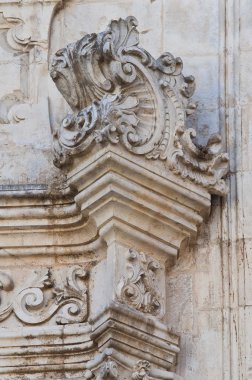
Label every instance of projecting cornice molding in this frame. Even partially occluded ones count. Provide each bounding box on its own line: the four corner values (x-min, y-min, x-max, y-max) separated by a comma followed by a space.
51, 16, 228, 196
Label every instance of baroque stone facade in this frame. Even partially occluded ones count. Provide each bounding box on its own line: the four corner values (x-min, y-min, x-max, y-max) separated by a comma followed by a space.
0, 1, 250, 379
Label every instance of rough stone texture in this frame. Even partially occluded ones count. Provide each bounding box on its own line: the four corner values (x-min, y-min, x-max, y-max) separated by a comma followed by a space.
0, 1, 250, 380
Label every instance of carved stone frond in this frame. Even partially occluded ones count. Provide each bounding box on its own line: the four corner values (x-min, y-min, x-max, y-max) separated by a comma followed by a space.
0, 266, 88, 325
116, 249, 163, 317
50, 16, 228, 195
169, 129, 229, 195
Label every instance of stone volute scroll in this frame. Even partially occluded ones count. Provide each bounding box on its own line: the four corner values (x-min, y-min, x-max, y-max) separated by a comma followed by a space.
50, 16, 228, 195
20, 15, 229, 380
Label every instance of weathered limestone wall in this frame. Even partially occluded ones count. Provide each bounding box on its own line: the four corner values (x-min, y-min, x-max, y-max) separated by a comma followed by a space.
0, 1, 250, 379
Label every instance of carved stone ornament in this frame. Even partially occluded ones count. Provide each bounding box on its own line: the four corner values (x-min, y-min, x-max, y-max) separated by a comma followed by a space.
86, 359, 152, 380
132, 360, 152, 380
0, 266, 88, 325
116, 249, 163, 317
83, 349, 176, 380
97, 359, 119, 380
50, 16, 228, 195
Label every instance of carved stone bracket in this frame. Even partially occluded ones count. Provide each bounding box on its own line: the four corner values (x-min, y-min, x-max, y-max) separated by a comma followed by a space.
86, 358, 152, 380
132, 360, 152, 380
51, 16, 228, 195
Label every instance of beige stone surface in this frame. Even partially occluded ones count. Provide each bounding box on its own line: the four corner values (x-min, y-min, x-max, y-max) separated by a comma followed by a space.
0, 1, 250, 379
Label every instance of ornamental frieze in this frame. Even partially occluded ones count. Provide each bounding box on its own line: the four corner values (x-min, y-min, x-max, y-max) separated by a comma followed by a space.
0, 266, 88, 325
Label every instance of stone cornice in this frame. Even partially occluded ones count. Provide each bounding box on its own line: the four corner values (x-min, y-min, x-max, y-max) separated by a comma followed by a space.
0, 149, 210, 258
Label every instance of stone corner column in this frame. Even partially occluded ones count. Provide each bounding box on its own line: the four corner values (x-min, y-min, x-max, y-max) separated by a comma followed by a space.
48, 16, 228, 380
0, 15, 228, 380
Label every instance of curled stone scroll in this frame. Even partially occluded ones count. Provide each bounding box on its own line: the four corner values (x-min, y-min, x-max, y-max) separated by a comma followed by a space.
50, 16, 228, 195
0, 266, 88, 325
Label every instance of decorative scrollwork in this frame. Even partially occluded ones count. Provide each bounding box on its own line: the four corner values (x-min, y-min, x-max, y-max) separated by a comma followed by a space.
83, 345, 178, 380
132, 361, 151, 380
0, 266, 88, 325
50, 16, 228, 195
54, 94, 140, 166
92, 359, 152, 380
97, 360, 119, 380
117, 249, 163, 317
84, 358, 119, 380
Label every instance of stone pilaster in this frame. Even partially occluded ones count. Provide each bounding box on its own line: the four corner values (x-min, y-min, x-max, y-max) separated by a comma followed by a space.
0, 15, 228, 380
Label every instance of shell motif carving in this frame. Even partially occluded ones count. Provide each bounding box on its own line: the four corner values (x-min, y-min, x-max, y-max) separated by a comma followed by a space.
0, 266, 88, 325
50, 16, 228, 195
116, 249, 163, 317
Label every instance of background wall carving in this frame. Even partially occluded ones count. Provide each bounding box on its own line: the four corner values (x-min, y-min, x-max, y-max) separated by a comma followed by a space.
0, 0, 62, 185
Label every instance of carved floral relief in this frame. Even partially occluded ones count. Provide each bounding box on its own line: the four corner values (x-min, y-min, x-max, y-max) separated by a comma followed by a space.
0, 265, 88, 325
132, 360, 152, 380
116, 249, 163, 317
84, 355, 154, 380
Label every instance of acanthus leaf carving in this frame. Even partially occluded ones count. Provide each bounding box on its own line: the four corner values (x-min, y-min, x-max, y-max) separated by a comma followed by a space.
170, 128, 229, 195
84, 351, 157, 380
53, 265, 88, 324
0, 265, 88, 325
131, 361, 151, 380
91, 359, 152, 380
50, 16, 228, 195
53, 93, 140, 166
97, 360, 119, 380
84, 354, 119, 380
116, 249, 163, 317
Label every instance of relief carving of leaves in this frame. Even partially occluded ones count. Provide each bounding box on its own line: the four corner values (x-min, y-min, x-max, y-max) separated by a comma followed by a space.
117, 249, 163, 317
0, 266, 88, 325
